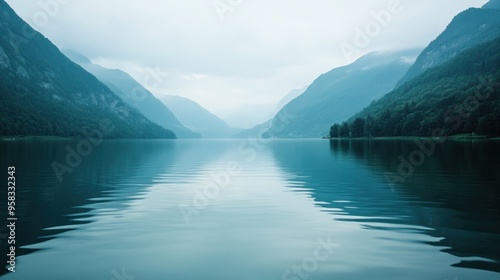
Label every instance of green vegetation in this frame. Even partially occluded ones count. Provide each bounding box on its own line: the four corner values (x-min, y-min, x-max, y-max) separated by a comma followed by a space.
0, 136, 72, 141
398, 5, 500, 85
330, 36, 500, 139
0, 1, 175, 139
63, 50, 200, 139
269, 49, 421, 138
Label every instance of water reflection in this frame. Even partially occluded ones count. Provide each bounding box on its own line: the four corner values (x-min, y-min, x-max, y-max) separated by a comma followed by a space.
270, 139, 500, 273
329, 139, 500, 271
0, 139, 499, 279
0, 140, 233, 277
1, 140, 334, 280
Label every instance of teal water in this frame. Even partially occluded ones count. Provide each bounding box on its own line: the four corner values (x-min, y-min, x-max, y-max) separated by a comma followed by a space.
0, 139, 499, 279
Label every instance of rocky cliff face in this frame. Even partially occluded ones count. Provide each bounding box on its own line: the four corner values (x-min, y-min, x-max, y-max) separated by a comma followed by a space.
64, 50, 200, 138
0, 1, 175, 139
397, 1, 500, 85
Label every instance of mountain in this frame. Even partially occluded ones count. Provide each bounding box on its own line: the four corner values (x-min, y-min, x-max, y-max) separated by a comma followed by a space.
343, 36, 500, 138
274, 86, 308, 113
159, 95, 240, 138
267, 49, 421, 138
221, 103, 277, 129
483, 0, 500, 9
63, 50, 200, 139
233, 86, 307, 138
233, 121, 272, 138
0, 1, 175, 139
397, 1, 500, 85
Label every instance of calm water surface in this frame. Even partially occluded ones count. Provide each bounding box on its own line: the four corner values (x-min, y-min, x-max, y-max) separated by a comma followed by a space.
0, 139, 499, 280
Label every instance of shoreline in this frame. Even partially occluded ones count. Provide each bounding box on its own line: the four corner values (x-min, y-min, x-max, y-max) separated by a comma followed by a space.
0, 136, 178, 141
0, 136, 75, 141
327, 134, 500, 141
2, 134, 500, 142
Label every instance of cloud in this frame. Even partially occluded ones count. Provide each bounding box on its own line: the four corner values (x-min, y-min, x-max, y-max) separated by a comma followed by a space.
5, 0, 489, 128
181, 74, 208, 81
399, 55, 418, 65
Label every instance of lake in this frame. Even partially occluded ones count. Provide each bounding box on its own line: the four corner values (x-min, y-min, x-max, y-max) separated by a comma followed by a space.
0, 139, 499, 280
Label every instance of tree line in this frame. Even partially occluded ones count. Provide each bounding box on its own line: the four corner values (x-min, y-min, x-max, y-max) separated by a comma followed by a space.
330, 36, 500, 139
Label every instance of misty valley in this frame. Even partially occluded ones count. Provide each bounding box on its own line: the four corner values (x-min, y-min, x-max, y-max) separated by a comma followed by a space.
1, 0, 500, 279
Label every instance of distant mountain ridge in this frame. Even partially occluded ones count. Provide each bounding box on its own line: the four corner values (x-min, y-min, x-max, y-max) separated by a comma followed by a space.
0, 1, 175, 139
233, 86, 307, 138
346, 36, 500, 138
482, 0, 500, 9
159, 95, 240, 138
274, 86, 308, 113
335, 0, 500, 139
397, 1, 500, 85
268, 49, 421, 138
63, 50, 201, 139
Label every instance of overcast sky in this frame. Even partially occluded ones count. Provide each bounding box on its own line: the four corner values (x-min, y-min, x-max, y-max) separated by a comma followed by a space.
6, 0, 489, 128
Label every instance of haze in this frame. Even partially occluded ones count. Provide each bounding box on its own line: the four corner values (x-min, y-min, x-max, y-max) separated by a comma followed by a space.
6, 0, 488, 128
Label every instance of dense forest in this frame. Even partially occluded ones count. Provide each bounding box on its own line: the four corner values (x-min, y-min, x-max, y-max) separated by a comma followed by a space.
397, 5, 500, 85
330, 36, 500, 139
63, 50, 201, 139
0, 1, 175, 139
0, 78, 176, 139
268, 49, 420, 138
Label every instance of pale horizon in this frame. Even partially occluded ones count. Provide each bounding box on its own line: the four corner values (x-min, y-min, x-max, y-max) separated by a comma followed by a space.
5, 0, 489, 128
